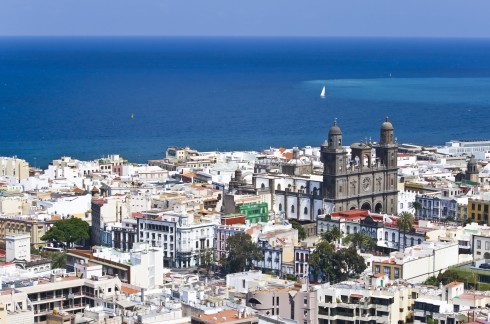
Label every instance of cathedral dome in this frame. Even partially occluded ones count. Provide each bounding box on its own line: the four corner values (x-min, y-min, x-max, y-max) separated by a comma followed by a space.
381, 117, 394, 130
328, 119, 342, 136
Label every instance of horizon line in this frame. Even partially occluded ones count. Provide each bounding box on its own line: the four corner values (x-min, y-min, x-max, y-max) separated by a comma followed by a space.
1, 35, 490, 40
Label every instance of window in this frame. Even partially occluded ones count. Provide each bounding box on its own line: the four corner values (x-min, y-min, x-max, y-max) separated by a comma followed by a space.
477, 240, 482, 249
392, 233, 396, 242
394, 268, 400, 279
279, 203, 282, 212
486, 241, 490, 251
384, 266, 391, 277
346, 226, 350, 234
291, 205, 295, 213
304, 296, 308, 305
304, 207, 308, 215
385, 232, 388, 241
375, 265, 380, 273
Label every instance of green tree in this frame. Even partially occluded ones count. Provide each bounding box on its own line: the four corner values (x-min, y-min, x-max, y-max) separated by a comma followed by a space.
50, 252, 67, 269
199, 248, 214, 278
321, 227, 342, 243
309, 240, 337, 282
437, 269, 476, 288
444, 216, 455, 222
309, 242, 366, 283
343, 232, 376, 252
41, 217, 90, 248
290, 219, 306, 241
397, 211, 414, 251
221, 233, 263, 274
424, 276, 440, 286
337, 246, 368, 277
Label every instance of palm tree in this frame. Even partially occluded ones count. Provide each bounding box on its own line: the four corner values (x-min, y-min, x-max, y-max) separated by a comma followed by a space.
51, 252, 67, 269
344, 232, 376, 252
409, 201, 422, 217
398, 211, 414, 251
321, 227, 342, 244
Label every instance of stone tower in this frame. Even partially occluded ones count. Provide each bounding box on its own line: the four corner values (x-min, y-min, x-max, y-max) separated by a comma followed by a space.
321, 117, 399, 214
466, 156, 479, 183
321, 119, 347, 201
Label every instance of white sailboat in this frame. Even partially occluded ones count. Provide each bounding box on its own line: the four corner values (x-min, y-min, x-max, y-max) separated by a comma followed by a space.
320, 86, 326, 97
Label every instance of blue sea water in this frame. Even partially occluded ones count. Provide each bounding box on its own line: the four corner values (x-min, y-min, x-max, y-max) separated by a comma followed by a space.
1, 37, 490, 167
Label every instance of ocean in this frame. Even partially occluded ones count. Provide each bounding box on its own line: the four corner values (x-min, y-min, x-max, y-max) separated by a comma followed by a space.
1, 37, 490, 167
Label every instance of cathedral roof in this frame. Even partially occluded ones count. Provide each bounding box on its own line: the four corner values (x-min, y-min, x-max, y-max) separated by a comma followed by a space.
381, 117, 394, 130
328, 119, 342, 136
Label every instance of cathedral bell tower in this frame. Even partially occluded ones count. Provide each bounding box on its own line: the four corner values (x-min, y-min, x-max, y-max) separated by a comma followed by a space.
376, 117, 397, 169
321, 119, 347, 200
375, 117, 398, 214
466, 156, 479, 183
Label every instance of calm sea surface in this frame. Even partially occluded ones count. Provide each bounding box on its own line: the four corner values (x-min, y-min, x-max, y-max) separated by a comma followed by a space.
1, 37, 490, 167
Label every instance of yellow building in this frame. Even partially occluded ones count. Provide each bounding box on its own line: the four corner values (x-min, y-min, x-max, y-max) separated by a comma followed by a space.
0, 217, 56, 246
372, 259, 403, 280
468, 198, 490, 225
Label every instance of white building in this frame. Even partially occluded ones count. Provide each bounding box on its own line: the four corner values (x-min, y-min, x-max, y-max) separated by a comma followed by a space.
473, 231, 490, 260
6, 233, 31, 262
316, 281, 414, 324
138, 211, 217, 268
437, 139, 490, 159
373, 241, 459, 283
91, 242, 164, 289
35, 193, 92, 218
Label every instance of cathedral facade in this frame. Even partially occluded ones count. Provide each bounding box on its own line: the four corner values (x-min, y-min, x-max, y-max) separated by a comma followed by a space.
321, 117, 398, 214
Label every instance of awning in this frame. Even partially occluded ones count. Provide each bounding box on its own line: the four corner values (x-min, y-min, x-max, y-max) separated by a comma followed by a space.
92, 260, 129, 271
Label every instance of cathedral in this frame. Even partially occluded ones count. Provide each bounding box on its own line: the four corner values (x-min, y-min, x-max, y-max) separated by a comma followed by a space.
321, 117, 398, 214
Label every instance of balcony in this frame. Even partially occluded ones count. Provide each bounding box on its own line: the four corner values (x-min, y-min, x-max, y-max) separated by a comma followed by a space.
31, 294, 70, 304
34, 303, 85, 316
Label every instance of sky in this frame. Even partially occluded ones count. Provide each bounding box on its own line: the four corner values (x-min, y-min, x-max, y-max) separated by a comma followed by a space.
1, 0, 490, 37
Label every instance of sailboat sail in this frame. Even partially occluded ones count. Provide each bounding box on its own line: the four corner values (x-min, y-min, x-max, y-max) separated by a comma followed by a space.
320, 86, 326, 97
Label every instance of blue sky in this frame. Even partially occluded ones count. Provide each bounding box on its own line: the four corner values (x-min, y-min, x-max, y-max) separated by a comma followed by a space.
1, 0, 490, 37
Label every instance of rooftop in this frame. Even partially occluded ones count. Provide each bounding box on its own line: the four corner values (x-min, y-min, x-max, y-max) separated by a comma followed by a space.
192, 309, 256, 324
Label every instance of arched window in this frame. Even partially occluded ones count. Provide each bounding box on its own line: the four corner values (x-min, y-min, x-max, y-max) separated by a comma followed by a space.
385, 232, 388, 241
261, 183, 265, 189
392, 233, 396, 242
291, 205, 295, 213
279, 203, 282, 212
277, 184, 281, 191
304, 207, 308, 215
418, 238, 422, 245
346, 226, 350, 234
317, 209, 322, 216
354, 227, 358, 233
